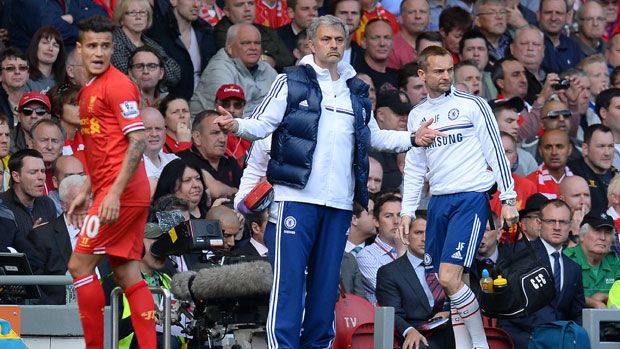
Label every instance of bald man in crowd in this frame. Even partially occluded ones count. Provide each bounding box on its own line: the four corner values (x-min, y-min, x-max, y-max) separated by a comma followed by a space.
526, 129, 574, 198
206, 205, 242, 251
49, 155, 85, 215
559, 175, 592, 246
368, 156, 383, 195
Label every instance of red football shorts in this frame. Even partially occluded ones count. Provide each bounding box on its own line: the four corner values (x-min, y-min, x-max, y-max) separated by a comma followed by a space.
74, 205, 149, 262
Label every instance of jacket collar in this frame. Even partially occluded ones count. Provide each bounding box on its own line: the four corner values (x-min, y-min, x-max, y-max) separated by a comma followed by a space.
298, 54, 356, 82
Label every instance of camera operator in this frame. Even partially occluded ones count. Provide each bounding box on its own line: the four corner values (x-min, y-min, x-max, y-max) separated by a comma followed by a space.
205, 205, 242, 253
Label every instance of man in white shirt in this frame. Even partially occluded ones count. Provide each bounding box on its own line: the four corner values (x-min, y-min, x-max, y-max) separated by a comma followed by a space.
142, 107, 178, 193
499, 199, 584, 348
400, 46, 518, 349
357, 193, 403, 303
345, 199, 375, 254
215, 15, 440, 349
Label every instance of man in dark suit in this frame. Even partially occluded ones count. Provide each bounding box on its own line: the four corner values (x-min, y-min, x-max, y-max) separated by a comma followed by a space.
276, 0, 318, 51
499, 199, 585, 348
469, 212, 505, 297
27, 175, 84, 304
376, 211, 455, 349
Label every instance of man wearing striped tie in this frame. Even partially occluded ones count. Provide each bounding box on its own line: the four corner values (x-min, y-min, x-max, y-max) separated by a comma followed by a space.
377, 211, 455, 349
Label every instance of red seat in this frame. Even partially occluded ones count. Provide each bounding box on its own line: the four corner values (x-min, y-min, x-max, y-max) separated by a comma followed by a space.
332, 293, 375, 349
485, 326, 515, 349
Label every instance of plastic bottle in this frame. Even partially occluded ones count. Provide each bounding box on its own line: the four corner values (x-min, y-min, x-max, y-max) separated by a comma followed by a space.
493, 275, 508, 293
480, 269, 494, 293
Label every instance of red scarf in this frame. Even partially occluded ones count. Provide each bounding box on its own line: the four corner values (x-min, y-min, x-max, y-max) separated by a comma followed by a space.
526, 164, 573, 199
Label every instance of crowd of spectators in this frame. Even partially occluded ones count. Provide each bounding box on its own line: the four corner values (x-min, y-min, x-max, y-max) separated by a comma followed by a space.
1, 0, 620, 347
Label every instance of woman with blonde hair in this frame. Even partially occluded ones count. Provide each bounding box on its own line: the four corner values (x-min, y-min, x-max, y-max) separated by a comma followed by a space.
111, 0, 181, 88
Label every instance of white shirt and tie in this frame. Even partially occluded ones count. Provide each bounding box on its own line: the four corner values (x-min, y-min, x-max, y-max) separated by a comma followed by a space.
541, 238, 564, 291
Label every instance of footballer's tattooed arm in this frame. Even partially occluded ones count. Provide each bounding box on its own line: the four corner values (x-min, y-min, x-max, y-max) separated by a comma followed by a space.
98, 130, 147, 224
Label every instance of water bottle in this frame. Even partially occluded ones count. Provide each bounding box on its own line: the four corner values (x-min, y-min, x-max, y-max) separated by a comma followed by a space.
480, 269, 494, 293
493, 275, 508, 293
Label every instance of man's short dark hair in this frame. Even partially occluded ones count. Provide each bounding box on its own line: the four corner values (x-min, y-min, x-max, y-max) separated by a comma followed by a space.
246, 208, 269, 228
0, 113, 8, 126
439, 6, 472, 33
454, 59, 480, 84
0, 47, 27, 64
295, 30, 308, 51
129, 45, 164, 68
77, 15, 115, 42
491, 57, 519, 91
417, 45, 451, 71
157, 93, 186, 118
48, 82, 81, 119
596, 88, 620, 116
397, 62, 420, 89
415, 31, 443, 54
414, 210, 427, 221
583, 124, 612, 145
540, 198, 572, 218
373, 192, 402, 220
539, 0, 569, 13
459, 28, 486, 54
8, 149, 43, 174
330, 0, 362, 14
191, 110, 220, 132
352, 201, 366, 218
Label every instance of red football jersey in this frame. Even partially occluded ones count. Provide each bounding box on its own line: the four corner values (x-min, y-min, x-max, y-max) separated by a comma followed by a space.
255, 0, 291, 28
78, 66, 150, 207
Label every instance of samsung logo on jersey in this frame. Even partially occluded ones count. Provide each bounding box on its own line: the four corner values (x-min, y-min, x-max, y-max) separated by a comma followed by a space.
428, 133, 463, 149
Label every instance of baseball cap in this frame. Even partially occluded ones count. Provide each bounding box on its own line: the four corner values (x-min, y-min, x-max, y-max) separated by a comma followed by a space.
580, 210, 615, 229
216, 84, 245, 101
376, 90, 412, 115
519, 193, 549, 216
144, 223, 166, 239
18, 91, 51, 111
488, 97, 525, 114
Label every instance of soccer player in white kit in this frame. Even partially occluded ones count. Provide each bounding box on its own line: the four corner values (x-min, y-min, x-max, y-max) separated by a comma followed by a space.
399, 46, 519, 349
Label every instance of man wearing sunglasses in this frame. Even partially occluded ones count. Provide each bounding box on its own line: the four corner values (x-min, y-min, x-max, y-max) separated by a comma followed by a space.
520, 99, 584, 164
0, 47, 30, 128
12, 91, 51, 152
215, 84, 251, 167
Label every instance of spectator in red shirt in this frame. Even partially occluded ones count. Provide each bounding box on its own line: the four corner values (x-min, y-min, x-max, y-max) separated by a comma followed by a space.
199, 0, 226, 25
527, 129, 574, 199
387, 0, 430, 70
158, 94, 192, 154
255, 0, 292, 28
48, 83, 86, 165
214, 84, 251, 167
439, 6, 472, 64
353, 0, 399, 45
489, 131, 537, 217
